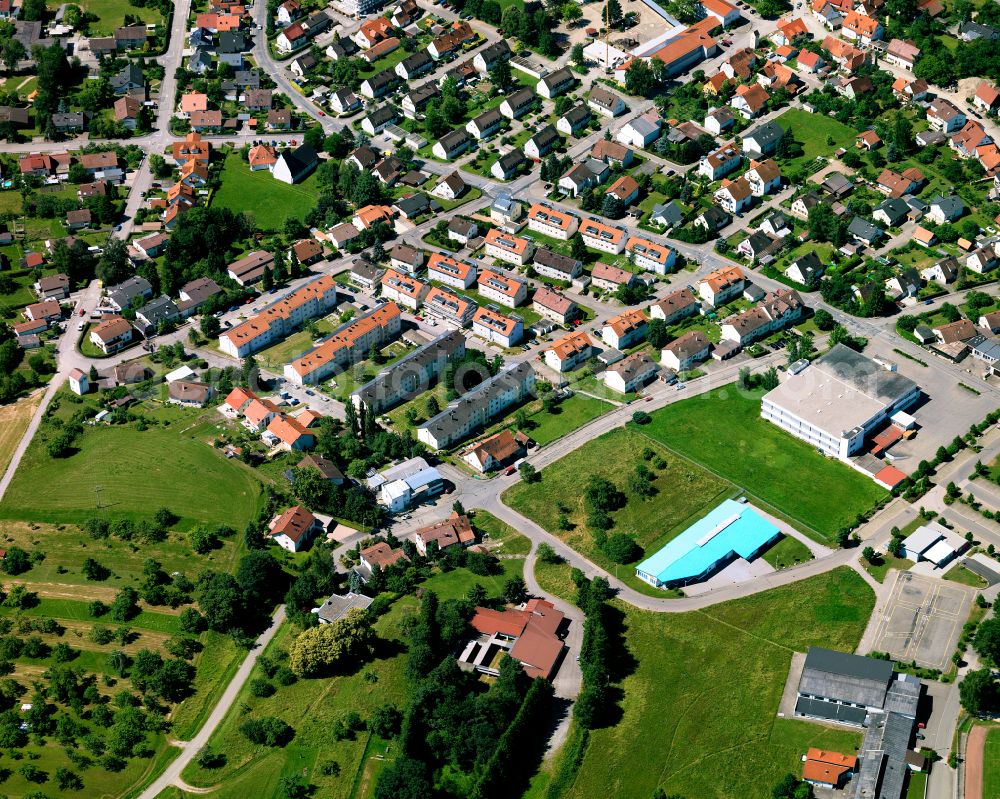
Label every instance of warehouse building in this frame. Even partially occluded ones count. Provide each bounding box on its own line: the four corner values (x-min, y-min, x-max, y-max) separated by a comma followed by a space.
761, 345, 920, 460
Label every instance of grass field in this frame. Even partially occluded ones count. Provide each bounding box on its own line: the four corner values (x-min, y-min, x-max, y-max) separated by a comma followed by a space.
78, 0, 162, 32
984, 728, 1000, 799
504, 427, 732, 595
212, 153, 322, 231
635, 389, 887, 540
256, 319, 335, 368
522, 394, 612, 446
0, 398, 263, 530
472, 509, 532, 556
761, 534, 814, 570
0, 389, 41, 476
943, 562, 988, 588
180, 557, 530, 799
555, 568, 873, 799
773, 108, 857, 172
863, 554, 914, 583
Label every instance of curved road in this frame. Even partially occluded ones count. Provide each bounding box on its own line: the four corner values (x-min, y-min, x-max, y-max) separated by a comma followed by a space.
138, 606, 286, 799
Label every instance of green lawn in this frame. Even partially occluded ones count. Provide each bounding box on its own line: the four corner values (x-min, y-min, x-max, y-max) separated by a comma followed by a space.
567, 373, 636, 402
212, 153, 322, 231
256, 319, 335, 369
984, 728, 1000, 799
504, 427, 733, 595
78, 0, 163, 32
943, 562, 988, 589
522, 393, 612, 446
554, 568, 872, 799
0, 398, 263, 530
904, 769, 927, 799
761, 534, 814, 570
471, 509, 531, 556
864, 554, 914, 583
773, 108, 857, 172
635, 389, 888, 540
180, 559, 530, 799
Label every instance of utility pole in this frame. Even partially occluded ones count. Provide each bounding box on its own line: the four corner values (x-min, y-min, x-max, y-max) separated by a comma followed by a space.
605, 0, 611, 74
94, 485, 103, 511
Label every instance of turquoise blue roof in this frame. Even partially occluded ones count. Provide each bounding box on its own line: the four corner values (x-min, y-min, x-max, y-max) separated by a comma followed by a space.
636, 499, 780, 586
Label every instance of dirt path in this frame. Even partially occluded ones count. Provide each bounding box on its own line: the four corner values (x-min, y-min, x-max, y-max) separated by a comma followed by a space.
966, 725, 986, 799
4, 579, 183, 614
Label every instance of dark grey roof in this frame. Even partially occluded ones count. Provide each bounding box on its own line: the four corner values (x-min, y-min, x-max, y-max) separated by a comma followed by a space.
394, 193, 431, 216
848, 216, 882, 241
406, 83, 440, 108
853, 711, 914, 799
315, 591, 373, 623
278, 143, 318, 179
438, 128, 470, 152
352, 330, 465, 410
504, 87, 534, 111
533, 247, 581, 275
364, 68, 399, 91
366, 105, 397, 127
876, 198, 909, 224
327, 36, 359, 57
561, 103, 590, 126
794, 696, 869, 725
108, 275, 153, 308
496, 148, 526, 173
931, 194, 964, 219
234, 69, 260, 87
699, 206, 730, 228
816, 348, 919, 406
745, 119, 784, 148
528, 123, 560, 150
477, 40, 510, 64
470, 107, 502, 130
541, 67, 575, 91
400, 51, 432, 73
110, 62, 143, 89
800, 647, 894, 708
883, 674, 921, 717
136, 295, 179, 326
419, 362, 533, 443
218, 31, 247, 52
651, 201, 683, 226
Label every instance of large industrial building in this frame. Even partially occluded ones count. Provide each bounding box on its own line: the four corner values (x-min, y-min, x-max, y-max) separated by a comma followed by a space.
761, 345, 920, 460
794, 647, 923, 799
635, 499, 781, 589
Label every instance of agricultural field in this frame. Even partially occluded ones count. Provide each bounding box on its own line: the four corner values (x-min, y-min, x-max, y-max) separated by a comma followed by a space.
504, 427, 732, 595
211, 153, 322, 231
550, 568, 873, 799
636, 389, 887, 540
0, 393, 263, 530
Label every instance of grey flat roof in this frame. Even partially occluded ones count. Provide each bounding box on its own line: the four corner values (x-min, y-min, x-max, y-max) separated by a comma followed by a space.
763, 345, 918, 438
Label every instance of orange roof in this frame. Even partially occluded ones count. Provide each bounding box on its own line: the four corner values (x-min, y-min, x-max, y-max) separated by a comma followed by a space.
606, 175, 640, 200
243, 398, 281, 425
547, 330, 593, 360
913, 226, 935, 244
844, 10, 880, 35
874, 464, 907, 488
806, 749, 857, 769
267, 414, 312, 446
427, 252, 474, 282
802, 761, 852, 785
484, 229, 531, 257
224, 387, 258, 412
580, 218, 625, 245
650, 17, 717, 67
626, 236, 673, 264
248, 144, 277, 167
288, 303, 401, 380
471, 607, 529, 637
777, 16, 808, 37
701, 0, 737, 16
472, 305, 519, 337
976, 82, 1000, 108
269, 505, 316, 543
606, 308, 647, 337
171, 132, 211, 164
425, 285, 473, 318
181, 93, 208, 113
702, 265, 745, 292
358, 15, 393, 42
381, 268, 428, 299
527, 203, 576, 232
221, 275, 338, 350
354, 204, 394, 229
91, 315, 131, 342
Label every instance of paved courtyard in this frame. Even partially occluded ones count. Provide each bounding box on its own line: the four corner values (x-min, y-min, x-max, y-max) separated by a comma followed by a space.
865, 572, 972, 671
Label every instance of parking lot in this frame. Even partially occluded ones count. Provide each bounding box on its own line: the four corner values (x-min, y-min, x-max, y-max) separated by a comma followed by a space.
866, 572, 972, 671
